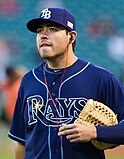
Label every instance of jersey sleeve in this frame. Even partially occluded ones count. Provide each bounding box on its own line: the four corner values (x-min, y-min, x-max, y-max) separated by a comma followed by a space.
96, 74, 124, 144
96, 123, 124, 144
8, 83, 25, 144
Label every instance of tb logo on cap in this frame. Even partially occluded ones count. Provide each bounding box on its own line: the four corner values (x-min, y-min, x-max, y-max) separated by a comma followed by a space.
40, 8, 51, 19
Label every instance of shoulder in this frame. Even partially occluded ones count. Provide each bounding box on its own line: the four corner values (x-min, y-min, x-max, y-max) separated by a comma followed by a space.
78, 59, 120, 83
21, 65, 42, 85
23, 65, 41, 78
86, 61, 123, 89
80, 59, 114, 78
89, 63, 113, 76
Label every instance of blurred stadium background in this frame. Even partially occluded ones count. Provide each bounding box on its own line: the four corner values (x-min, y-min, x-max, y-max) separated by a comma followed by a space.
0, 0, 124, 158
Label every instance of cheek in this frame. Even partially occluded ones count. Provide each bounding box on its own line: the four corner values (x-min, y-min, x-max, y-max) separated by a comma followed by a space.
55, 37, 68, 48
36, 37, 40, 50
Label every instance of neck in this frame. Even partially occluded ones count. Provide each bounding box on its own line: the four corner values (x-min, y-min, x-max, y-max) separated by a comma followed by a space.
47, 50, 78, 69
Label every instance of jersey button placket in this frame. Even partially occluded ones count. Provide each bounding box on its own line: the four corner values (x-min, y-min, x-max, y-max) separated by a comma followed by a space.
55, 147, 58, 152
52, 93, 55, 97
52, 81, 56, 86
51, 81, 56, 97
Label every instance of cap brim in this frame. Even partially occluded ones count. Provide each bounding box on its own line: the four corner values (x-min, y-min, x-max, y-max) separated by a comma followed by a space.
27, 18, 73, 33
27, 18, 50, 33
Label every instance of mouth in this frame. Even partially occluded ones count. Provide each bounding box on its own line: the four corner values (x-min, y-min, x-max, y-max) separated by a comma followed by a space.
40, 43, 51, 48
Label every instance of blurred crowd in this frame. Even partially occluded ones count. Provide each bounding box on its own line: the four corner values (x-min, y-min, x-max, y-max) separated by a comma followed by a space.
0, 65, 27, 124
1, 0, 124, 126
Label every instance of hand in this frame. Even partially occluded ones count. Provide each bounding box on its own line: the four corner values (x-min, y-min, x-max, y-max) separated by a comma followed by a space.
58, 123, 97, 143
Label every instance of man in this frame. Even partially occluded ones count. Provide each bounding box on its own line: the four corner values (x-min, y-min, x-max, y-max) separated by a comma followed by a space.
8, 8, 124, 159
0, 66, 22, 123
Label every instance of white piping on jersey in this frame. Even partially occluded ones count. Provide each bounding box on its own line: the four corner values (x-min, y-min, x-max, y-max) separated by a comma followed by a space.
32, 69, 45, 87
8, 132, 25, 142
48, 127, 52, 159
33, 62, 90, 159
32, 62, 90, 98
58, 62, 90, 159
119, 119, 124, 124
33, 62, 90, 87
33, 69, 64, 159
32, 69, 49, 100
58, 62, 91, 97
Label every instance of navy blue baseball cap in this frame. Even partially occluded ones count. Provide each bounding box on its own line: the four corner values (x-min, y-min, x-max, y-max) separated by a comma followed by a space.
27, 8, 76, 33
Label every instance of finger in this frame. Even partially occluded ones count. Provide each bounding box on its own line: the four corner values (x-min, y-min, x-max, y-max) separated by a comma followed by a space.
69, 138, 80, 143
59, 123, 75, 131
58, 127, 77, 136
69, 138, 88, 143
66, 133, 86, 143
66, 134, 79, 140
58, 129, 71, 136
59, 124, 67, 131
58, 131, 64, 136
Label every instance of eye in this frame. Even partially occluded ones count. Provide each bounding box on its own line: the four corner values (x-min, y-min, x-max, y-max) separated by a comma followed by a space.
37, 28, 43, 33
49, 27, 58, 32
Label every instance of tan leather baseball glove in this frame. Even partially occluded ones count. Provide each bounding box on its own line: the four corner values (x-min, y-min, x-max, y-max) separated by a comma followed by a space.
74, 99, 119, 150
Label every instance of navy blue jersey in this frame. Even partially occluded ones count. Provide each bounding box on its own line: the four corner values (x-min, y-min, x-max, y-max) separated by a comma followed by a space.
8, 59, 124, 159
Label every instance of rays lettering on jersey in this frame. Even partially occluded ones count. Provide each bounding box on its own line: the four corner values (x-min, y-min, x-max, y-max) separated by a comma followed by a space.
27, 95, 86, 127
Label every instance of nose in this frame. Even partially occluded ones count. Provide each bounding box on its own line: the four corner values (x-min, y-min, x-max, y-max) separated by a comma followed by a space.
40, 34, 48, 40
40, 28, 49, 39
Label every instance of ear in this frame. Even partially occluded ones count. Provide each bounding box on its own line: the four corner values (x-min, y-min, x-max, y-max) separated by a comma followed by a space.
70, 35, 73, 42
69, 31, 77, 43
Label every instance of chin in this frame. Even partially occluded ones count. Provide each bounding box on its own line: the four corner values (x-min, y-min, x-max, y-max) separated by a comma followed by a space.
40, 54, 52, 60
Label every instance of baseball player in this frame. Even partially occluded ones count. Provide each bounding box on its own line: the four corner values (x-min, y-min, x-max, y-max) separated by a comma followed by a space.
8, 8, 124, 159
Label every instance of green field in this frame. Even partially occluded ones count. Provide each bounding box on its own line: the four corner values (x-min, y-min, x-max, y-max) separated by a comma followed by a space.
0, 153, 14, 159
0, 142, 123, 159
0, 150, 123, 159
0, 144, 124, 159
0, 122, 123, 159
